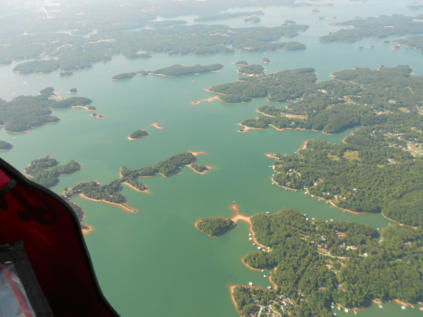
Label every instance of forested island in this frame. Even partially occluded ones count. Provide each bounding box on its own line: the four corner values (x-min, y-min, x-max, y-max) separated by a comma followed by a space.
231, 65, 423, 227
64, 152, 210, 212
230, 209, 423, 316
25, 156, 81, 188
195, 217, 235, 237
0, 140, 13, 151
113, 64, 224, 81
320, 15, 423, 43
112, 72, 137, 80
128, 129, 149, 141
0, 87, 92, 133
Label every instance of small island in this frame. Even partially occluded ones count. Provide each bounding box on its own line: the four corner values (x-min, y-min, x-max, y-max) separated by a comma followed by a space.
70, 88, 78, 94
235, 60, 248, 66
262, 57, 271, 64
195, 217, 235, 237
238, 64, 265, 76
60, 71, 73, 77
112, 72, 137, 80
128, 129, 149, 141
0, 140, 13, 151
25, 156, 81, 188
90, 113, 104, 119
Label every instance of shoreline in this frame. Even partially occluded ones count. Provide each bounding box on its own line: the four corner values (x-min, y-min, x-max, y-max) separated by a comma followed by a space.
121, 181, 151, 194
187, 164, 214, 175
79, 193, 138, 213
256, 109, 276, 118
265, 153, 279, 160
237, 122, 264, 133
71, 105, 95, 112
230, 204, 270, 252
82, 224, 95, 235
190, 95, 220, 106
127, 134, 148, 141
188, 150, 206, 157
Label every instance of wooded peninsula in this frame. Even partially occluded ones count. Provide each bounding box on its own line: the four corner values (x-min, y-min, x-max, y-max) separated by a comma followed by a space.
63, 152, 210, 212
0, 87, 93, 133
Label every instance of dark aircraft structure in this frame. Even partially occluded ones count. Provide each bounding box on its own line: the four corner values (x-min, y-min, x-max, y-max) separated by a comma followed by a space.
0, 158, 119, 317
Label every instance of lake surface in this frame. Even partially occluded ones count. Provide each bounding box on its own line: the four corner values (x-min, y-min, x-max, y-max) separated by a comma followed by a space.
1, 1, 422, 316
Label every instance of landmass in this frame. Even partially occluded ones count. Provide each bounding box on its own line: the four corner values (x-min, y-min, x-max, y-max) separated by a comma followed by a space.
208, 67, 316, 103
240, 66, 423, 227
0, 140, 13, 151
128, 129, 149, 141
320, 14, 423, 43
113, 64, 224, 81
64, 152, 211, 213
230, 209, 423, 316
70, 88, 78, 94
0, 87, 93, 133
8, 21, 307, 75
25, 156, 81, 188
66, 201, 93, 235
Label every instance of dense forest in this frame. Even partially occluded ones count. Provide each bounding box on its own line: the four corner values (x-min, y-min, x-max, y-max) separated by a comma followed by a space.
232, 209, 423, 316
64, 152, 205, 206
209, 68, 316, 103
25, 156, 81, 188
239, 66, 423, 226
320, 15, 423, 43
238, 64, 265, 76
196, 217, 235, 237
0, 87, 92, 132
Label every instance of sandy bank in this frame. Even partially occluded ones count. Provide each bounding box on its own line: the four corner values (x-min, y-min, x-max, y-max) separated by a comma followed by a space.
151, 122, 164, 130
79, 193, 138, 213
190, 95, 220, 106
121, 182, 151, 194
71, 105, 95, 112
188, 150, 206, 157
187, 164, 214, 175
237, 122, 264, 133
256, 109, 276, 118
230, 204, 270, 252
265, 153, 279, 160
82, 224, 94, 235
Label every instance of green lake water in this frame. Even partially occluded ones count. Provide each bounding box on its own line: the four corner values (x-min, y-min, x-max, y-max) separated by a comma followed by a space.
1, 1, 423, 316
